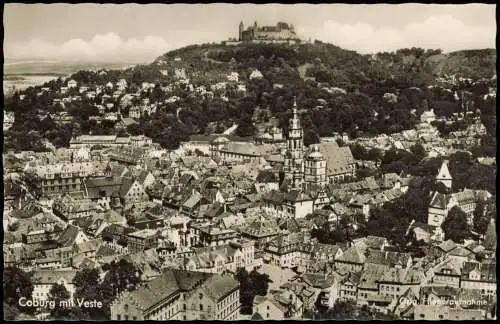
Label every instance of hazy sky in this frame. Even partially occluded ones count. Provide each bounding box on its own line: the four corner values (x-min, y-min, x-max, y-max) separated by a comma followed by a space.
4, 3, 496, 63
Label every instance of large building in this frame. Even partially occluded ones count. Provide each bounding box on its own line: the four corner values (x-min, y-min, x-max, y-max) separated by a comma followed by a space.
111, 268, 240, 321
69, 135, 153, 149
238, 21, 300, 43
282, 98, 356, 190
28, 162, 104, 197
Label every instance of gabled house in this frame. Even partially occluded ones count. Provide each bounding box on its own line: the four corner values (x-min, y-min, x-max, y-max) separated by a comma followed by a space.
120, 178, 149, 208
357, 263, 390, 308
262, 190, 315, 219
73, 238, 103, 259
57, 224, 89, 248
334, 245, 366, 273
460, 260, 496, 296
253, 290, 303, 320
284, 273, 339, 309
253, 295, 287, 320
338, 272, 360, 302
430, 259, 462, 288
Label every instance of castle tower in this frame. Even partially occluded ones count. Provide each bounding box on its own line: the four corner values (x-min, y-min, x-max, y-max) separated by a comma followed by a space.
304, 144, 327, 189
239, 21, 244, 41
283, 97, 304, 190
436, 160, 452, 189
253, 21, 258, 39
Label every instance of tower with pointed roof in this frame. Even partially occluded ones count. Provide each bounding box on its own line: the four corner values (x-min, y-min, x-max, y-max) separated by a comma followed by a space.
427, 160, 458, 229
283, 97, 304, 190
436, 160, 452, 189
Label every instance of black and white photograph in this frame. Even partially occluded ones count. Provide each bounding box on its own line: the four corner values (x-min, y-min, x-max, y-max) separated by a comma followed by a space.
3, 3, 497, 321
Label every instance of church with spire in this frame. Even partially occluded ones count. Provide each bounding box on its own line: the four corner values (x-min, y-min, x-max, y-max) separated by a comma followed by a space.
428, 160, 493, 230
281, 97, 352, 192
260, 97, 353, 219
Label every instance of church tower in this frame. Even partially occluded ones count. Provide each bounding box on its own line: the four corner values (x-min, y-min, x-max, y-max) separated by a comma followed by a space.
283, 97, 304, 190
239, 21, 244, 41
304, 144, 327, 189
436, 160, 452, 189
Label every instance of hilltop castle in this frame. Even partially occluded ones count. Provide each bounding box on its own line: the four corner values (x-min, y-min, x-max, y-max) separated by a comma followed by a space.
238, 21, 301, 44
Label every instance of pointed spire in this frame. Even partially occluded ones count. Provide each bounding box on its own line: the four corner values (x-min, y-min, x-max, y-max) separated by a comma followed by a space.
436, 160, 452, 189
292, 96, 298, 117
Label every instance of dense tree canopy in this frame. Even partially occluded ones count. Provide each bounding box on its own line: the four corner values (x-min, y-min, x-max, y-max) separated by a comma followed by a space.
235, 268, 271, 314
48, 283, 73, 320
442, 206, 470, 243
4, 42, 495, 152
3, 266, 34, 311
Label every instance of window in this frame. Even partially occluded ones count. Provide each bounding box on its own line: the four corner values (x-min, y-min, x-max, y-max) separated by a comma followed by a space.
200, 304, 203, 311
117, 315, 121, 320
439, 315, 444, 319
124, 315, 129, 320
183, 304, 186, 311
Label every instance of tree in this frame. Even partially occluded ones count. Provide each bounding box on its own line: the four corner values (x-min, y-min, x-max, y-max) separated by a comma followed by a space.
8, 221, 19, 232
473, 201, 491, 235
304, 129, 320, 146
367, 148, 384, 162
234, 268, 271, 314
349, 143, 370, 160
101, 259, 141, 296
73, 268, 106, 320
441, 206, 470, 243
410, 143, 427, 161
48, 283, 72, 319
235, 114, 256, 137
3, 302, 20, 320
99, 259, 141, 319
3, 266, 34, 310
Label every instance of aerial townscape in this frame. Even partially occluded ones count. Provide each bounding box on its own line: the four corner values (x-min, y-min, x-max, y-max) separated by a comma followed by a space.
3, 13, 497, 322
